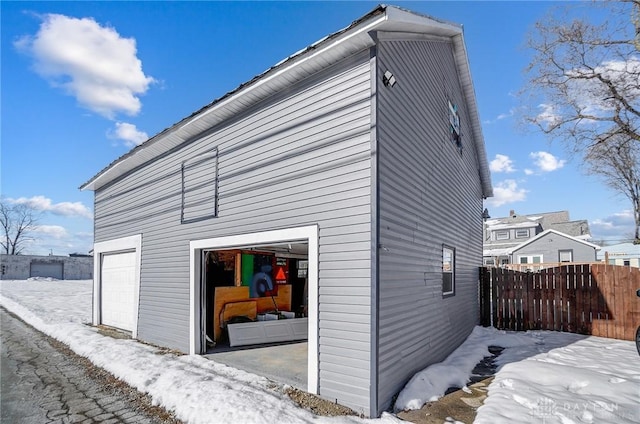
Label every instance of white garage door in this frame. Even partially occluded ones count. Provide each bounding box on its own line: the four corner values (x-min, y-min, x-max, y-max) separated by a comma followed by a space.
101, 251, 136, 332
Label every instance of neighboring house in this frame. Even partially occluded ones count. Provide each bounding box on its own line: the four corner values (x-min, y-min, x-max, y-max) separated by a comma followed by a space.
483, 210, 592, 266
80, 5, 492, 417
510, 229, 600, 268
597, 243, 640, 268
0, 254, 93, 280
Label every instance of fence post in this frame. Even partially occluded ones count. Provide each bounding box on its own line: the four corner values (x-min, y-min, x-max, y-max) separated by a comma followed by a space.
479, 267, 492, 327
492, 267, 501, 329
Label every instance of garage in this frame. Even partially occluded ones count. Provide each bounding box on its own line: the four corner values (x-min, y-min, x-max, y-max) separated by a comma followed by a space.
30, 261, 63, 279
100, 251, 136, 332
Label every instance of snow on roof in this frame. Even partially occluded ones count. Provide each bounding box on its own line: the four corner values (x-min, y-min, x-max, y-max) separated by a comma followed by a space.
487, 221, 540, 230
80, 5, 492, 198
483, 248, 511, 257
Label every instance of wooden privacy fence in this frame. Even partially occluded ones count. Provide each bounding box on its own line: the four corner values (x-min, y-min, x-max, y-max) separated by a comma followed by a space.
479, 264, 640, 341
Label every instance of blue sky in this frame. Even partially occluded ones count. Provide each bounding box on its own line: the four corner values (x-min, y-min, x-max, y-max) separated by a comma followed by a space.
1, 1, 636, 255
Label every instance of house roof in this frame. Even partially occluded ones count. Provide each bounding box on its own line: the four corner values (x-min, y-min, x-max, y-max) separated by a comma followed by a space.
547, 220, 590, 238
80, 4, 493, 198
509, 229, 601, 254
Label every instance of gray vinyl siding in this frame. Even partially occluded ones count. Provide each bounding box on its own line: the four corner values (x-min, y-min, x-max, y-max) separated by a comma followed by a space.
375, 37, 484, 413
512, 233, 597, 262
94, 50, 373, 414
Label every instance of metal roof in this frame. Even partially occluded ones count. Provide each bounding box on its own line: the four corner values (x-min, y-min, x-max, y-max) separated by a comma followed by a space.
80, 4, 492, 198
597, 242, 640, 259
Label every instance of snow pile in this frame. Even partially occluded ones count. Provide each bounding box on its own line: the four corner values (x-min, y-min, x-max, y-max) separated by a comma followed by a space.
477, 332, 640, 424
396, 324, 640, 423
394, 326, 539, 411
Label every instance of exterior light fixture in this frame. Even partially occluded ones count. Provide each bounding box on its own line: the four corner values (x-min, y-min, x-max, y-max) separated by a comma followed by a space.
482, 208, 491, 222
382, 70, 396, 87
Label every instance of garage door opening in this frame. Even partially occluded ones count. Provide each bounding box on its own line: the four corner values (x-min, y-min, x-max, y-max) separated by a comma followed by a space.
201, 243, 308, 389
189, 226, 318, 394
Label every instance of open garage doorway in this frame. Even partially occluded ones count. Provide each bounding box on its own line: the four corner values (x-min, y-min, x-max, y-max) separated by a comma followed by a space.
189, 226, 318, 394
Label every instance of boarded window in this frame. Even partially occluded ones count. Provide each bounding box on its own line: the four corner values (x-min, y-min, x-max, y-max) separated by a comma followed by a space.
442, 245, 455, 296
181, 149, 218, 223
559, 250, 573, 262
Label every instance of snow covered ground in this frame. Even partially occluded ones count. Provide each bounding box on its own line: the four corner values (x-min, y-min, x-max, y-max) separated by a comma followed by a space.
1, 279, 638, 424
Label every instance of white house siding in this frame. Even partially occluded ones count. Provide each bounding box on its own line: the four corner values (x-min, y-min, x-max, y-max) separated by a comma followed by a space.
93, 50, 374, 414
375, 36, 484, 413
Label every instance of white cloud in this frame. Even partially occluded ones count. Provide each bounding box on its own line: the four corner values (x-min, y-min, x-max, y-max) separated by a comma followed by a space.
110, 122, 148, 147
567, 57, 640, 116
8, 196, 92, 219
33, 225, 68, 239
590, 210, 635, 241
489, 154, 515, 173
483, 109, 515, 124
24, 227, 93, 255
529, 151, 566, 173
486, 179, 527, 207
15, 13, 155, 119
524, 169, 534, 176
535, 103, 562, 128
496, 111, 513, 120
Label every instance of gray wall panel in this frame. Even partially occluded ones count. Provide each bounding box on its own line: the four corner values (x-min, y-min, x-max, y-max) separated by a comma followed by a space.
93, 50, 373, 414
375, 37, 484, 412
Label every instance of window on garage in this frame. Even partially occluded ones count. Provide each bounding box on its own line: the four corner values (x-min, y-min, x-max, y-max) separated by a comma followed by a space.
442, 245, 455, 297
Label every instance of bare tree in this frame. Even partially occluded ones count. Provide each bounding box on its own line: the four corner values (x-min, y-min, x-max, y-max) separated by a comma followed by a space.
523, 0, 640, 242
586, 138, 640, 241
0, 200, 39, 255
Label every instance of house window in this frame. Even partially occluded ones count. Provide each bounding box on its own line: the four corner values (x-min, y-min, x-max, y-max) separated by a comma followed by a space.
495, 231, 509, 240
518, 255, 543, 264
484, 258, 495, 266
624, 260, 631, 267
442, 245, 455, 296
181, 148, 219, 224
559, 250, 573, 262
515, 229, 530, 239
